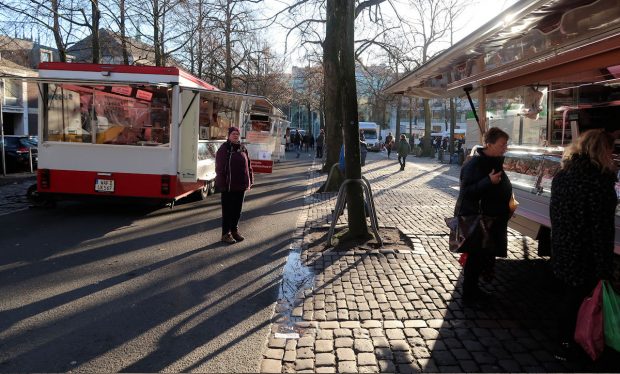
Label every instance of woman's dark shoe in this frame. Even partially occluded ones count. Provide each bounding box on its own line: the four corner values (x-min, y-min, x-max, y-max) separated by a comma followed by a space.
554, 342, 570, 362
221, 233, 237, 244
554, 341, 590, 362
231, 231, 245, 242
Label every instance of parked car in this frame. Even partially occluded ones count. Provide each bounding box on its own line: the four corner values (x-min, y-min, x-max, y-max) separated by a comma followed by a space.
0, 135, 38, 172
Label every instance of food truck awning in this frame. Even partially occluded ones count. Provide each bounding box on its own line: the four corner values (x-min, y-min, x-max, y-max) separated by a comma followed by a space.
385, 0, 620, 98
0, 74, 176, 88
0, 74, 285, 118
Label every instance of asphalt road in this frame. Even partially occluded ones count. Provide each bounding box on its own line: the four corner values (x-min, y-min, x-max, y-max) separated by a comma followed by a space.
0, 156, 313, 372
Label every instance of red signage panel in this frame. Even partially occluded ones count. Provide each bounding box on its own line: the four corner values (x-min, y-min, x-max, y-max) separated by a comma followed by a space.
111, 86, 132, 96
136, 89, 153, 101
251, 160, 273, 174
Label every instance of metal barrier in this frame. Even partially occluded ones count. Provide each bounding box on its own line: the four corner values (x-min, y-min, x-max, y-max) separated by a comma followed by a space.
326, 177, 382, 247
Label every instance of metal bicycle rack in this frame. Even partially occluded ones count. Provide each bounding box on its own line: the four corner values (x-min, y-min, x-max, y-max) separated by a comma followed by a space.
326, 176, 382, 247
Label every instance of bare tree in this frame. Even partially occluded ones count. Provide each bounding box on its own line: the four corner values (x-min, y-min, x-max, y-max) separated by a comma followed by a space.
92, 1, 101, 63
240, 43, 293, 109
404, 0, 466, 156
129, 0, 196, 66
176, 0, 265, 90
0, 0, 78, 62
334, 0, 369, 238
356, 63, 394, 126
0, 0, 121, 64
100, 0, 131, 64
275, 0, 420, 174
199, 0, 262, 90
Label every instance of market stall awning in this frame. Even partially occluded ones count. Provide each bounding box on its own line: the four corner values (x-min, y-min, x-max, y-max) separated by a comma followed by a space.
385, 0, 620, 98
0, 73, 285, 119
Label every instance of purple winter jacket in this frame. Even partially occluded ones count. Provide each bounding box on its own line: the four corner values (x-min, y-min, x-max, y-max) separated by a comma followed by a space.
215, 141, 253, 192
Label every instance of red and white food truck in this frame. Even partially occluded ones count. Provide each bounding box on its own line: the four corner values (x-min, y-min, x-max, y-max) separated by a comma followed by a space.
30, 62, 286, 205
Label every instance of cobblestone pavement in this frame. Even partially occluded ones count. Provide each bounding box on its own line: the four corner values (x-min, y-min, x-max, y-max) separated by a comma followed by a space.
261, 152, 618, 373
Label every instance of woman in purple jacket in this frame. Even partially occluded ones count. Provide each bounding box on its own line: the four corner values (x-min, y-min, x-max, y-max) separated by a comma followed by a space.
215, 127, 253, 244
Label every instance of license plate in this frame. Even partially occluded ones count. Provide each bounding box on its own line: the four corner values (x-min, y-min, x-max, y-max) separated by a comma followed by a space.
95, 179, 114, 192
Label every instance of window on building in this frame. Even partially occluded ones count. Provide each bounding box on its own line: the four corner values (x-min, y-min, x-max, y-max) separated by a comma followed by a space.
40, 51, 52, 62
2, 79, 22, 106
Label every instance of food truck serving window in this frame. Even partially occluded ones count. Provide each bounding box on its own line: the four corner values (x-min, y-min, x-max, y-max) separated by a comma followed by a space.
43, 83, 171, 146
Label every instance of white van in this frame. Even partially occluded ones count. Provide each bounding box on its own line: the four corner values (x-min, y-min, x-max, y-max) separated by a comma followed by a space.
359, 122, 379, 150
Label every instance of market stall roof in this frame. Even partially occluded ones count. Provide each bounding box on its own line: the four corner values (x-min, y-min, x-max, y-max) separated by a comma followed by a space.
385, 0, 620, 98
0, 69, 285, 119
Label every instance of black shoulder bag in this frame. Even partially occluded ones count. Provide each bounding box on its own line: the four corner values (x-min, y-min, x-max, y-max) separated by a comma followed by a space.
444, 202, 496, 253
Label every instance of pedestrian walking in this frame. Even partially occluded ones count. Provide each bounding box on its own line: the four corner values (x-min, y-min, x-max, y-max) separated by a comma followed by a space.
453, 127, 512, 304
215, 126, 253, 244
316, 129, 325, 158
549, 129, 617, 361
397, 134, 411, 171
385, 132, 394, 159
360, 130, 368, 166
309, 133, 315, 150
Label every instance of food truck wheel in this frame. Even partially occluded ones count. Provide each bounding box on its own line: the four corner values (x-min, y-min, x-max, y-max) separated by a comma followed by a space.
193, 182, 209, 201
26, 184, 55, 208
208, 181, 215, 195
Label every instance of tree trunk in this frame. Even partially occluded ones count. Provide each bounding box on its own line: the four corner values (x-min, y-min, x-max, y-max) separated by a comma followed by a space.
394, 95, 401, 141
381, 101, 387, 138
422, 98, 432, 156
91, 0, 100, 64
153, 0, 162, 66
50, 0, 66, 62
319, 97, 325, 131
338, 0, 367, 237
449, 98, 456, 154
322, 0, 342, 172
195, 0, 204, 77
224, 0, 233, 90
120, 0, 129, 65
408, 97, 413, 137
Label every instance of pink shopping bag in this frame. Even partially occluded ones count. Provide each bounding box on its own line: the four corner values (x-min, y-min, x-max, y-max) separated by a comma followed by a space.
574, 280, 604, 361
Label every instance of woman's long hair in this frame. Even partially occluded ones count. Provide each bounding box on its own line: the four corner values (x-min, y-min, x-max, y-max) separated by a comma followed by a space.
561, 129, 615, 173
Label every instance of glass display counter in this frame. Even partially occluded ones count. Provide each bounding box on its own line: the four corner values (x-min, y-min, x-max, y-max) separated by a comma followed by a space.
503, 146, 563, 196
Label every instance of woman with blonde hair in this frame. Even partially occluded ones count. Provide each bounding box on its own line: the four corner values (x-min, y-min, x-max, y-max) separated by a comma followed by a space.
550, 129, 617, 361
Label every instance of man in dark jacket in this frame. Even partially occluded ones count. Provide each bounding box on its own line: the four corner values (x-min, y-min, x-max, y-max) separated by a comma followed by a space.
397, 134, 411, 171
215, 127, 253, 244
